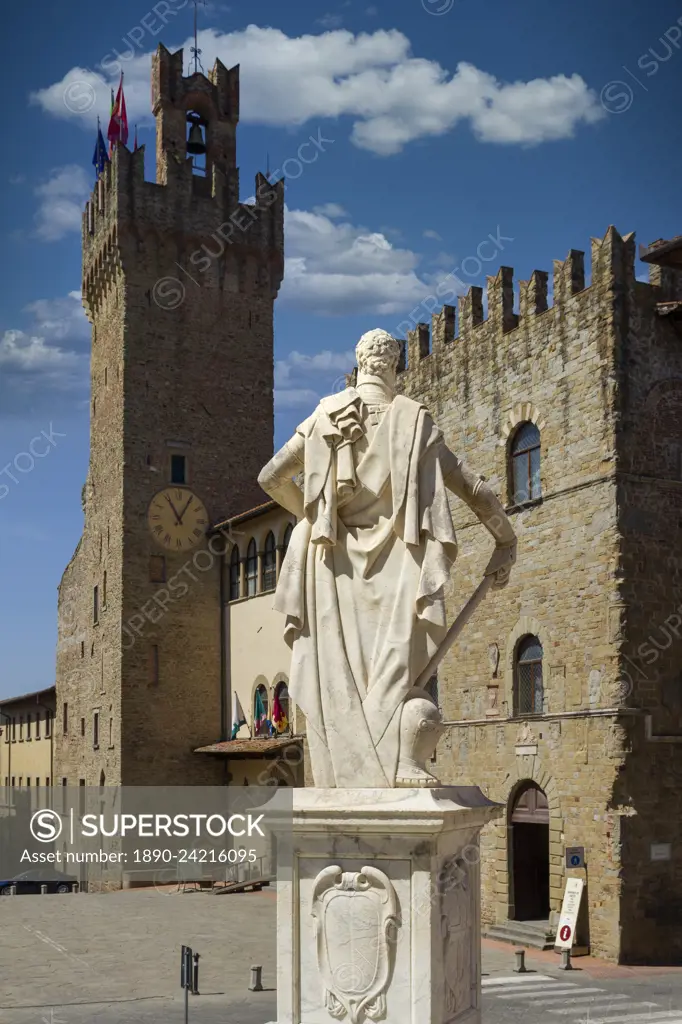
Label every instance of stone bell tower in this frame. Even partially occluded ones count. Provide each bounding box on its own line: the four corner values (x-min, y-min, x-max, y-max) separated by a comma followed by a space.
54, 45, 284, 787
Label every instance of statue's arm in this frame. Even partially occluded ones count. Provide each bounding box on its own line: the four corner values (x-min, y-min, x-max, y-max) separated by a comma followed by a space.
439, 443, 517, 585
257, 434, 306, 519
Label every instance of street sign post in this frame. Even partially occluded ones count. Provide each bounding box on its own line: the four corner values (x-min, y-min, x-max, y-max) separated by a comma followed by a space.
181, 945, 193, 1024
555, 877, 584, 951
565, 846, 585, 869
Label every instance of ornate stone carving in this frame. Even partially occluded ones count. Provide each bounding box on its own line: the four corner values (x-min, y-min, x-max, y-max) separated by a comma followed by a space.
440, 855, 474, 1017
488, 642, 500, 677
311, 865, 398, 1024
486, 684, 500, 717
516, 721, 536, 746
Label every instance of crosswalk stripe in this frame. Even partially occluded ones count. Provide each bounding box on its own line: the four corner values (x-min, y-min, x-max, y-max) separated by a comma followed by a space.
482, 974, 554, 987
557, 1008, 673, 1023
519, 991, 619, 1006
543, 996, 633, 1013
501, 986, 586, 999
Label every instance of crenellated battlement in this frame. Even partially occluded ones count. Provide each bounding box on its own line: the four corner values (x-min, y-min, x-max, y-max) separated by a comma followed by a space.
81, 44, 284, 321
399, 226, 670, 374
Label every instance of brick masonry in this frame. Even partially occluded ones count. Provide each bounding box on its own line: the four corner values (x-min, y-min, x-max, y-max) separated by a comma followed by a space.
54, 45, 283, 790
398, 227, 682, 963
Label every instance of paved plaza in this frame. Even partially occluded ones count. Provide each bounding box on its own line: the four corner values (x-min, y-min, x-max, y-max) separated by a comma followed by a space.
2, 888, 682, 1024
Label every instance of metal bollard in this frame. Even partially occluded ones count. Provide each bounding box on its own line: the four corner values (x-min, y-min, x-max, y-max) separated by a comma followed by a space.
9, 885, 16, 896
249, 965, 263, 992
559, 948, 573, 971
40, 885, 48, 895
514, 949, 527, 973
192, 952, 200, 995
71, 882, 79, 893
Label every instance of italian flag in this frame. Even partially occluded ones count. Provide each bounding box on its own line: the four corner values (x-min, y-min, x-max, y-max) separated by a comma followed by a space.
230, 692, 246, 740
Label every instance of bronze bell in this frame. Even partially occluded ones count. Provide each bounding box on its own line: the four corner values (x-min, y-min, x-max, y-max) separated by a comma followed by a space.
187, 121, 206, 155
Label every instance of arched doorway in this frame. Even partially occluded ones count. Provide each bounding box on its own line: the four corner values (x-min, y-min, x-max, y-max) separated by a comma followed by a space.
509, 781, 550, 921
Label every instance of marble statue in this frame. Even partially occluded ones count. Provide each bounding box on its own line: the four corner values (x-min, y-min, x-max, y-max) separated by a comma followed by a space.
258, 329, 516, 789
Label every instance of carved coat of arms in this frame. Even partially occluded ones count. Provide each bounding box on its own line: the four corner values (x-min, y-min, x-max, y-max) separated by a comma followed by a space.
311, 865, 398, 1023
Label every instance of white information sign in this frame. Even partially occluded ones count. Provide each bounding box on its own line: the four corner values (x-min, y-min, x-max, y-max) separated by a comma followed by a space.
555, 877, 584, 950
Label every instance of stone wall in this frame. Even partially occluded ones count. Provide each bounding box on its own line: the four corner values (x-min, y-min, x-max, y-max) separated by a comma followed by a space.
398, 226, 682, 961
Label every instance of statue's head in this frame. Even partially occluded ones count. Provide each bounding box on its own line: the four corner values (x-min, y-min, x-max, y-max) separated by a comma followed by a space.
355, 329, 401, 383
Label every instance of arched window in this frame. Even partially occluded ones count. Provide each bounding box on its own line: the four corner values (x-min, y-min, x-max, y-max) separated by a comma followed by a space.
282, 522, 293, 555
246, 538, 258, 597
510, 422, 541, 504
254, 683, 269, 737
514, 635, 544, 716
229, 545, 241, 601
273, 680, 291, 735
262, 532, 276, 592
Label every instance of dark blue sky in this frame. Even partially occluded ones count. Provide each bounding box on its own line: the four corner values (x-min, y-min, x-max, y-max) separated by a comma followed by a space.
1, 0, 681, 696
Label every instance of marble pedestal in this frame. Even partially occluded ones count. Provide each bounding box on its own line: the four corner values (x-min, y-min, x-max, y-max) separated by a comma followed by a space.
267, 787, 501, 1024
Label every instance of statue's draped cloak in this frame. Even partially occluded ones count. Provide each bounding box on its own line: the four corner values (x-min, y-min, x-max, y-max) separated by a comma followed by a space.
274, 389, 457, 787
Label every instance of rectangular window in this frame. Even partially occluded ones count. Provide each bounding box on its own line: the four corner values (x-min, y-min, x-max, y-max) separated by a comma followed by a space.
45, 713, 51, 738
149, 645, 160, 686
26, 777, 31, 787
27, 714, 31, 740
63, 702, 68, 735
170, 454, 187, 484
109, 718, 113, 746
11, 777, 15, 787
11, 717, 15, 742
3, 723, 8, 744
19, 717, 23, 741
35, 714, 41, 740
93, 585, 99, 624
79, 779, 86, 816
18, 777, 22, 787
93, 713, 99, 749
80, 717, 85, 737
4, 777, 7, 787
102, 571, 107, 609
150, 556, 166, 583
45, 777, 50, 787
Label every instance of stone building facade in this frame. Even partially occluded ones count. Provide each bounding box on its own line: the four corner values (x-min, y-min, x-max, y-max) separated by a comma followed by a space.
398, 227, 682, 964
54, 45, 284, 788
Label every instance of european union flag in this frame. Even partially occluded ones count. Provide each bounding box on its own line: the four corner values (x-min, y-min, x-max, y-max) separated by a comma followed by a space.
92, 119, 109, 178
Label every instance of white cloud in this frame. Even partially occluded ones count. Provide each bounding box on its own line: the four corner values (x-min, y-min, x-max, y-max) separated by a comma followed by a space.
316, 13, 344, 29
423, 229, 442, 241
34, 165, 91, 241
30, 25, 604, 156
0, 292, 89, 417
281, 206, 429, 315
312, 202, 348, 218
275, 347, 356, 411
276, 387, 323, 410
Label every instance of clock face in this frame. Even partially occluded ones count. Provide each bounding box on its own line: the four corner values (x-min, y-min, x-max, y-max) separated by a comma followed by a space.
147, 487, 209, 551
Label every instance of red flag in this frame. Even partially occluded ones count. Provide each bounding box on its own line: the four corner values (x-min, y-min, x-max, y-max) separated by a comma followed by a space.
107, 73, 129, 149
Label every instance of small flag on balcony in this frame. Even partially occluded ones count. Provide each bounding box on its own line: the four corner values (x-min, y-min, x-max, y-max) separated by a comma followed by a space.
254, 688, 268, 736
272, 690, 288, 734
230, 692, 246, 740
